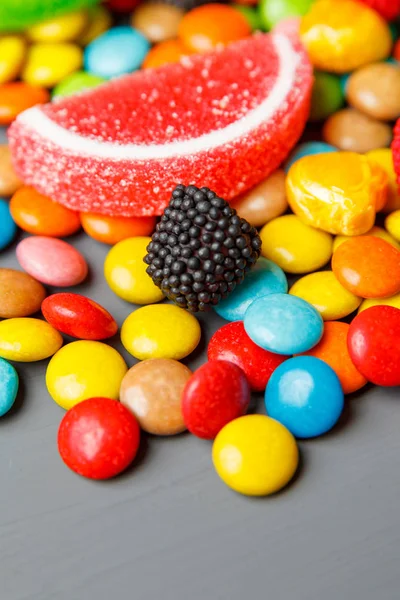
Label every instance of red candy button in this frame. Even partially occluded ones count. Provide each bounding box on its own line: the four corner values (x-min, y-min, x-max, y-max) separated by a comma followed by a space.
347, 305, 400, 387
58, 397, 140, 479
182, 360, 250, 440
208, 321, 287, 392
42, 293, 118, 340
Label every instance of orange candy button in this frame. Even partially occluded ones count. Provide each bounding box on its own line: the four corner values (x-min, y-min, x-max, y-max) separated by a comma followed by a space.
80, 212, 156, 245
10, 186, 81, 237
179, 4, 251, 52
0, 82, 49, 125
300, 321, 367, 395
332, 236, 400, 298
143, 39, 191, 69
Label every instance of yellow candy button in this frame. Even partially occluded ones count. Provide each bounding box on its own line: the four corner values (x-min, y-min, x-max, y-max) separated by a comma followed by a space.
358, 292, 400, 313
212, 415, 299, 496
286, 152, 377, 236
290, 271, 361, 320
333, 225, 399, 252
22, 43, 83, 87
385, 210, 400, 243
260, 214, 333, 274
121, 304, 201, 360
0, 318, 63, 362
0, 37, 26, 84
300, 0, 392, 73
104, 237, 165, 305
27, 11, 88, 43
79, 6, 113, 46
366, 148, 400, 213
46, 340, 128, 410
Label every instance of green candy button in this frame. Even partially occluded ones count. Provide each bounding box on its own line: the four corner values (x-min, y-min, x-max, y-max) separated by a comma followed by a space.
52, 71, 106, 99
259, 0, 314, 31
0, 0, 99, 32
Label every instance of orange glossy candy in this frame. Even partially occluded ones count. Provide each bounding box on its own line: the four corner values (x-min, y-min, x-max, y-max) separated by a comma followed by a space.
80, 212, 156, 244
10, 186, 80, 237
332, 236, 400, 298
300, 321, 367, 395
179, 4, 251, 53
0, 82, 49, 125
142, 39, 190, 69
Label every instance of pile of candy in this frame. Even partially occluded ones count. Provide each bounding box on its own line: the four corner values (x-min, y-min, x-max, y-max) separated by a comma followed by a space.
1, 0, 400, 497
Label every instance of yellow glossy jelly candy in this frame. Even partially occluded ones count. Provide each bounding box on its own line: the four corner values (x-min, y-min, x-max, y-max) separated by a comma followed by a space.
366, 148, 400, 213
212, 415, 299, 496
0, 318, 63, 362
286, 152, 377, 236
333, 225, 399, 252
121, 304, 201, 360
27, 11, 88, 43
79, 5, 113, 45
46, 340, 128, 410
385, 210, 400, 242
104, 237, 165, 305
260, 214, 333, 274
0, 37, 26, 84
369, 160, 388, 212
358, 292, 400, 313
290, 271, 361, 321
300, 0, 392, 73
22, 43, 83, 87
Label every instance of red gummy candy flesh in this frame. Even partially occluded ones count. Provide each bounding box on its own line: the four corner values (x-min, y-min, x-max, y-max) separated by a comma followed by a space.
9, 33, 312, 217
42, 293, 118, 340
182, 360, 251, 439
347, 306, 400, 387
356, 0, 400, 20
58, 397, 140, 480
208, 321, 287, 392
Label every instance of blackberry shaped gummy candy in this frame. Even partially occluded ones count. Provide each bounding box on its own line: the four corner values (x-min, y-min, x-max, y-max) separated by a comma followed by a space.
144, 185, 262, 312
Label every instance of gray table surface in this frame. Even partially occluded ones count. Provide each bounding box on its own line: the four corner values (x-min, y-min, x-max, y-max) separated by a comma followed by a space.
1, 127, 400, 600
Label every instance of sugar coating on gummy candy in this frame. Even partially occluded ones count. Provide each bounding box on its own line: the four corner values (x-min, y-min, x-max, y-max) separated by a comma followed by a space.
355, 0, 400, 20
9, 33, 312, 217
0, 0, 99, 32
390, 120, 400, 192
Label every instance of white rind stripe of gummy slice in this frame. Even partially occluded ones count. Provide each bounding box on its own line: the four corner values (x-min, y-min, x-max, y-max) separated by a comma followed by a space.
17, 34, 300, 161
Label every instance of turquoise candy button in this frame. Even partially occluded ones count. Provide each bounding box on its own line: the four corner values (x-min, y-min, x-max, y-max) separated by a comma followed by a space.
215, 257, 287, 321
0, 199, 17, 250
84, 25, 150, 78
244, 293, 324, 355
0, 358, 19, 416
284, 141, 337, 173
265, 356, 344, 439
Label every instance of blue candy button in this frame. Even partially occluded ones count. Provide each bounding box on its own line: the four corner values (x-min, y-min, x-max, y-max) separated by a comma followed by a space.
285, 142, 337, 173
0, 199, 17, 251
0, 358, 19, 416
244, 293, 323, 355
265, 356, 344, 438
215, 257, 287, 321
85, 26, 150, 78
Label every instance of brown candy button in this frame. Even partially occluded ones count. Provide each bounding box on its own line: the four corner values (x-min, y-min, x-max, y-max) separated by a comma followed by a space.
323, 108, 392, 153
120, 358, 191, 435
131, 2, 184, 44
232, 169, 288, 228
347, 63, 400, 122
0, 268, 46, 318
0, 145, 22, 197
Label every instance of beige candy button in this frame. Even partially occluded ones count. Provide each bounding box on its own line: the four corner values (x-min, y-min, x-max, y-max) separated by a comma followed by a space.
132, 2, 184, 43
323, 108, 392, 153
232, 169, 288, 228
347, 63, 400, 121
0, 268, 46, 319
120, 358, 191, 435
0, 145, 22, 197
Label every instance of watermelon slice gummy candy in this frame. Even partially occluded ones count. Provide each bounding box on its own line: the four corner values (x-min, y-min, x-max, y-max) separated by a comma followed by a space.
9, 33, 312, 217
